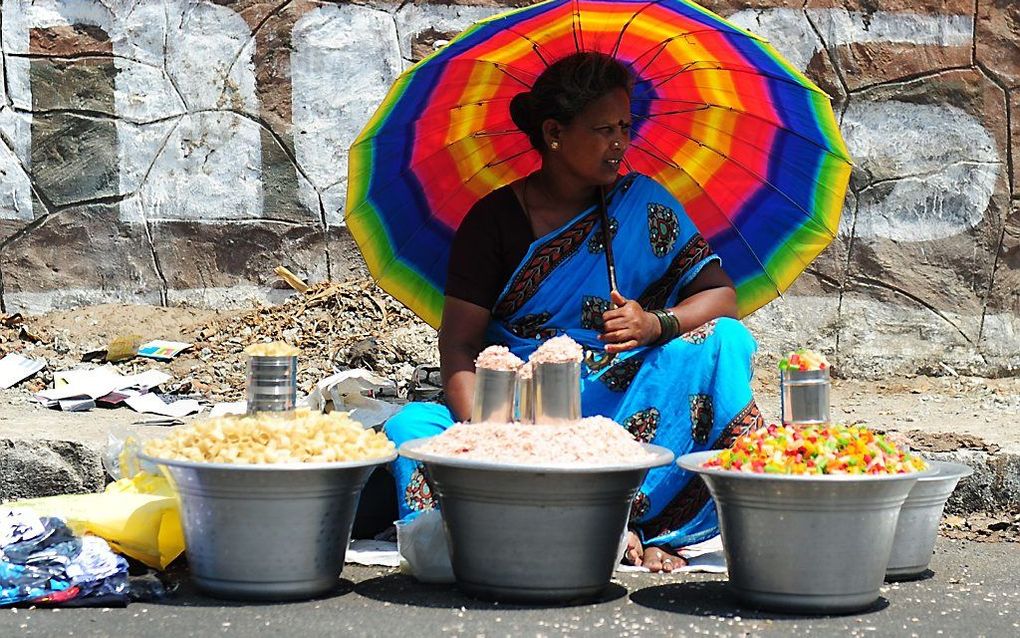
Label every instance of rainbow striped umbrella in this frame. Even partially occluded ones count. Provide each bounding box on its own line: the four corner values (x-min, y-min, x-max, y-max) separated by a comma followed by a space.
347, 0, 852, 328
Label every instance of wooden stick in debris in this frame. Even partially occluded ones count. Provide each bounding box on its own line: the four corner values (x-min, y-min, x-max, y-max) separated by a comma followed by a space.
274, 266, 310, 293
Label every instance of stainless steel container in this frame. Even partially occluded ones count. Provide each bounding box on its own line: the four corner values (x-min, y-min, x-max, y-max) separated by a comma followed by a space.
886, 461, 972, 580
516, 371, 534, 423
140, 451, 396, 601
679, 451, 932, 614
780, 368, 830, 424
400, 439, 674, 602
533, 361, 581, 424
247, 355, 297, 413
471, 368, 517, 423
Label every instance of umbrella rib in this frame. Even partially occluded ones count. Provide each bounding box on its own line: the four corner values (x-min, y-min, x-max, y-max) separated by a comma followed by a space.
473, 127, 525, 137
351, 109, 519, 150
631, 34, 706, 80
572, 0, 584, 52
627, 27, 766, 81
627, 128, 784, 296
349, 137, 533, 285
611, 0, 662, 60
490, 61, 539, 89
350, 113, 521, 182
419, 150, 539, 293
376, 144, 534, 284
426, 146, 533, 217
634, 97, 850, 163
639, 61, 703, 93
635, 63, 828, 97
346, 127, 518, 220
495, 25, 552, 68
632, 107, 851, 217
631, 112, 839, 240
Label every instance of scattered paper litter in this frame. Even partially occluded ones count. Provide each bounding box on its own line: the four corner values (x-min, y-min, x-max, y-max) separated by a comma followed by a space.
35, 367, 172, 410
125, 393, 201, 418
209, 401, 247, 417
96, 389, 143, 407
36, 367, 124, 405
0, 353, 46, 389
118, 369, 171, 390
137, 340, 191, 361
58, 398, 96, 412
346, 540, 400, 567
132, 417, 185, 427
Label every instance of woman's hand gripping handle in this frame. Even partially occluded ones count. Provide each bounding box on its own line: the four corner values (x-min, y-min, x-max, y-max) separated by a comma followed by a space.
598, 290, 662, 354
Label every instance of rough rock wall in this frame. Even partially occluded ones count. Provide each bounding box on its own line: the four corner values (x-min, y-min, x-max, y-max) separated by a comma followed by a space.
0, 0, 1016, 377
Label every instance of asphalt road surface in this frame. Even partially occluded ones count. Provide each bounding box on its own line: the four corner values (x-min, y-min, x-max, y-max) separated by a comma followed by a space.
2, 538, 1017, 637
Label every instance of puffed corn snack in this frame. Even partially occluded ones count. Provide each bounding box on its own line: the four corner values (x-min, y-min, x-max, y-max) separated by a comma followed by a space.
144, 409, 394, 464
244, 341, 301, 357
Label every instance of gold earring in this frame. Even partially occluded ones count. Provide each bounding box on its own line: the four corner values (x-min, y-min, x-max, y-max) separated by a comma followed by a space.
550, 141, 560, 150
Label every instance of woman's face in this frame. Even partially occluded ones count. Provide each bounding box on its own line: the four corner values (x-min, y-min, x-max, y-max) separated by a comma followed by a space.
545, 87, 631, 186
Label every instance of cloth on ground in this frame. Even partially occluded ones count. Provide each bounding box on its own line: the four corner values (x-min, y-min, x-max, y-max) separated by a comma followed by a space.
1, 508, 129, 607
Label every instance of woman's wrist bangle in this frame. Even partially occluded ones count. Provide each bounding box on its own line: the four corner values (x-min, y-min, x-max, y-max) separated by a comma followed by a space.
652, 309, 679, 345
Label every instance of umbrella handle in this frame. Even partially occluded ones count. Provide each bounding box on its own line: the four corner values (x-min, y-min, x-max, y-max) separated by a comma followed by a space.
584, 186, 621, 372
599, 186, 619, 301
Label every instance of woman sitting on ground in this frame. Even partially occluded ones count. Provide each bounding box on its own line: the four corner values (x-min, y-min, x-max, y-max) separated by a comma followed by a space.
384, 51, 761, 573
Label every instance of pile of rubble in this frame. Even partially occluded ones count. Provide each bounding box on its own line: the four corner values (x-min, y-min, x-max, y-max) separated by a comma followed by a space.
941, 512, 1020, 543
1, 278, 439, 402
184, 279, 438, 400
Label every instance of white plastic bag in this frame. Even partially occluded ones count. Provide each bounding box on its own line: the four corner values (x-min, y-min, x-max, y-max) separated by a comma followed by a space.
304, 369, 401, 427
396, 510, 454, 584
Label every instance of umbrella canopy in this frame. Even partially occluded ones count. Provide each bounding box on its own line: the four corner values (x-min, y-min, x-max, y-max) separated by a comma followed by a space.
347, 0, 852, 328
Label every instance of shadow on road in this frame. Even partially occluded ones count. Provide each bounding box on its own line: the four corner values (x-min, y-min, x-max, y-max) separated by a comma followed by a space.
355, 573, 627, 610
159, 579, 357, 608
629, 580, 890, 619
885, 569, 935, 583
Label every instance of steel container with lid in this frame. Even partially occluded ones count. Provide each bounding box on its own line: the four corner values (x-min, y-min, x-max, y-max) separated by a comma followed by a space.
246, 355, 298, 413
780, 368, 830, 424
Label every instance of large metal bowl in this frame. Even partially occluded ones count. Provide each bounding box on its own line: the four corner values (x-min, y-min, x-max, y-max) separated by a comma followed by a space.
886, 461, 972, 580
679, 451, 933, 614
140, 451, 396, 601
400, 439, 674, 603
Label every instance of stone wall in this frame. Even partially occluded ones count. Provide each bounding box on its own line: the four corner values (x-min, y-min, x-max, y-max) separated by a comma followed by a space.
0, 0, 1017, 377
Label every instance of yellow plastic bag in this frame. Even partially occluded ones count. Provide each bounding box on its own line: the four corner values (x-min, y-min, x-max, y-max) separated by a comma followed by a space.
10, 472, 185, 569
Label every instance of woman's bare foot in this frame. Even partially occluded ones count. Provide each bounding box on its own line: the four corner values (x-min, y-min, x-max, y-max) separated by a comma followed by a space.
623, 531, 687, 573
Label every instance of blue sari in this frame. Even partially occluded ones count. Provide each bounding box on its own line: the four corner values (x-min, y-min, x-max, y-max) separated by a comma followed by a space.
384, 173, 761, 549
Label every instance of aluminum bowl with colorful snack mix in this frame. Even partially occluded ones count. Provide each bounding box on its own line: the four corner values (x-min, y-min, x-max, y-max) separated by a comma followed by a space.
679, 423, 933, 614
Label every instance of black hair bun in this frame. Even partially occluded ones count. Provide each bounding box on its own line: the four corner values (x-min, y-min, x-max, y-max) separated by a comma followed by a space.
509, 91, 538, 136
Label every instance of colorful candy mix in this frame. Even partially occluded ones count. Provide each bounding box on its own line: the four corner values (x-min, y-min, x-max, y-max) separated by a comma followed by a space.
703, 423, 927, 475
779, 348, 828, 372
